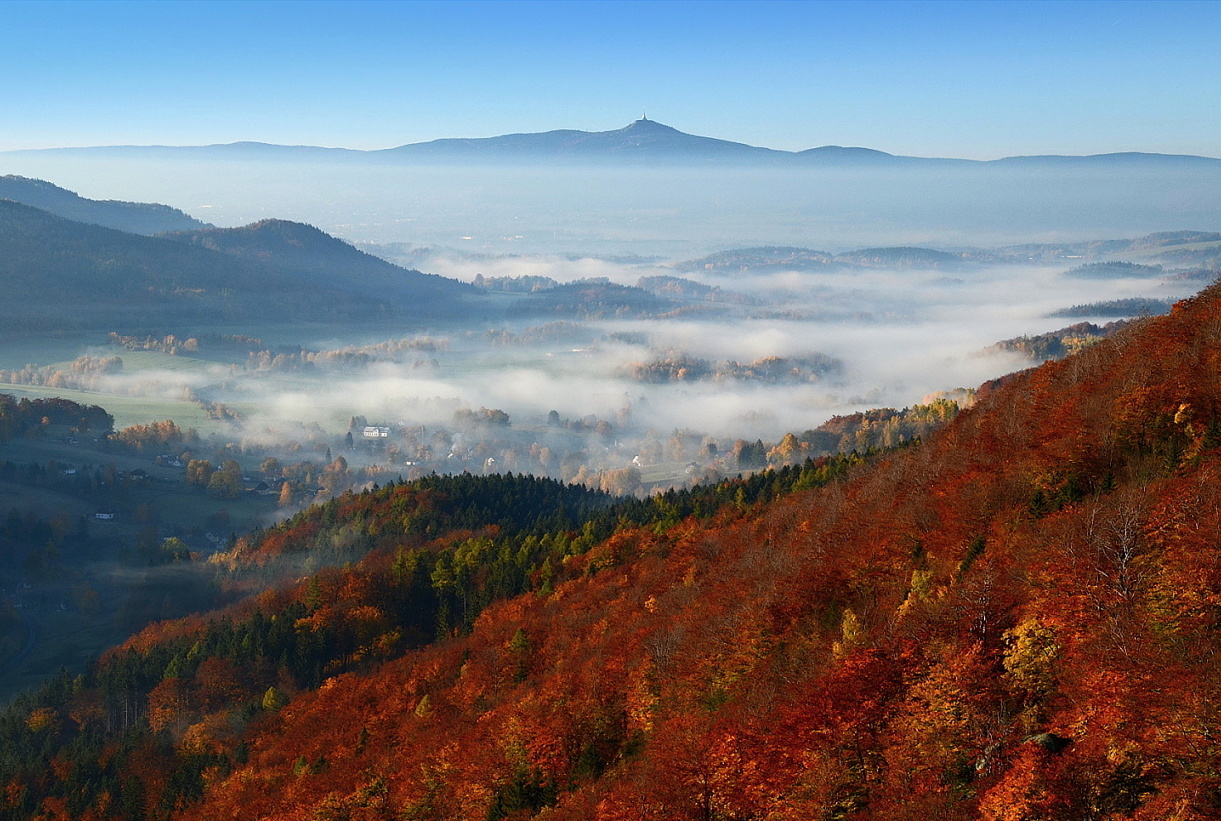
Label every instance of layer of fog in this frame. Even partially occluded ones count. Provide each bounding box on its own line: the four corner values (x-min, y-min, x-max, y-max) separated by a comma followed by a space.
82, 256, 1202, 452
326, 263, 1193, 439
2, 152, 1213, 480
4, 155, 1221, 256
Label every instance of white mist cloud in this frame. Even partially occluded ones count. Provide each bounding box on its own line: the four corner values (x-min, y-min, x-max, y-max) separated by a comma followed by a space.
1, 155, 1205, 466
97, 366, 226, 399
194, 255, 1203, 452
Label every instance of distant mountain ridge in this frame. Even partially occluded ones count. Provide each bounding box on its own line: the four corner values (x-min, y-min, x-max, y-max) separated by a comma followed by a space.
677, 231, 1221, 272
7, 119, 1219, 168
378, 117, 778, 163
0, 174, 210, 234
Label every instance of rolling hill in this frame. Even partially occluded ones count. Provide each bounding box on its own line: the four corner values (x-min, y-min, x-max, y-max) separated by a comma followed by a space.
163, 219, 477, 306
0, 201, 475, 331
0, 175, 209, 235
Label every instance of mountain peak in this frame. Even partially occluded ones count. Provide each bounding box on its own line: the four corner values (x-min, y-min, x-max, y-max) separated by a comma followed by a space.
618, 117, 685, 135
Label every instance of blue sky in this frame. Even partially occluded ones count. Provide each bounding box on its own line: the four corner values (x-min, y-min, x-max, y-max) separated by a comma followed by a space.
2, 0, 1219, 158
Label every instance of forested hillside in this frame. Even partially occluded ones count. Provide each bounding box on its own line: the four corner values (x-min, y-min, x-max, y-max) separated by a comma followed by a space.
0, 176, 209, 235
0, 202, 476, 331
7, 283, 1221, 820
163, 220, 475, 308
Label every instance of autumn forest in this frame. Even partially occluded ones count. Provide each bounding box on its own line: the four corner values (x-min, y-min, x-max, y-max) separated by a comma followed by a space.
5, 274, 1221, 818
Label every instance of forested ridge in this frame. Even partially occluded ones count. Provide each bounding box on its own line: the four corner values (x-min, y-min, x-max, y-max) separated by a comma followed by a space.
0, 456, 863, 820
8, 283, 1221, 819
0, 176, 208, 236
0, 200, 479, 332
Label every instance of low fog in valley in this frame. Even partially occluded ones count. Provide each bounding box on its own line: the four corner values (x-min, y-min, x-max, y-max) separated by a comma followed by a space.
0, 147, 1211, 537
0, 151, 1216, 510
2, 196, 1206, 500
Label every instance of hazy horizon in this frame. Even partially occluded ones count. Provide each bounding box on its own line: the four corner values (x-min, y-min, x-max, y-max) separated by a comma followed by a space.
3, 1, 1221, 158
5, 155, 1221, 259
6, 118, 1221, 161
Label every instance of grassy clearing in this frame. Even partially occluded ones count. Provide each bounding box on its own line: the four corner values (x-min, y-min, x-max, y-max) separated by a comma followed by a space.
35, 346, 239, 376
637, 460, 698, 489
0, 383, 225, 433
88, 349, 224, 374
